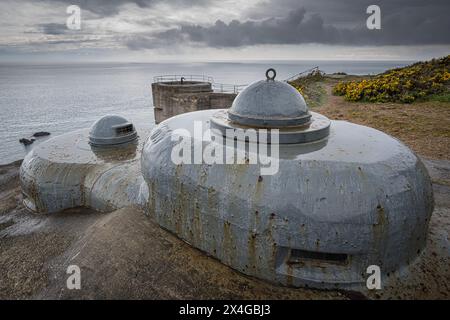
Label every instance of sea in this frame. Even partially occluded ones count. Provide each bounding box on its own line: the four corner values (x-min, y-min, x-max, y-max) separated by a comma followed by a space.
0, 60, 413, 165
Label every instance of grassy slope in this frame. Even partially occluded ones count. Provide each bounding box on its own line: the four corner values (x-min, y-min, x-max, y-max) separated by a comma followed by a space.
318, 77, 450, 160
287, 70, 450, 160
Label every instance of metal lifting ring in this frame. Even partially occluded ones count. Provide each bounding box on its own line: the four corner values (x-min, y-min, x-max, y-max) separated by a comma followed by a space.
266, 68, 276, 81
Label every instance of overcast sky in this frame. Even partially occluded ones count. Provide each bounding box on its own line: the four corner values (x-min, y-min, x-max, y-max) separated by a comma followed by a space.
0, 0, 449, 62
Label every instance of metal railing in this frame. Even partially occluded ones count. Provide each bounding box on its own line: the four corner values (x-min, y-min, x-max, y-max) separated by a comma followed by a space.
212, 83, 247, 94
153, 67, 323, 94
153, 74, 247, 94
284, 66, 320, 82
153, 74, 214, 83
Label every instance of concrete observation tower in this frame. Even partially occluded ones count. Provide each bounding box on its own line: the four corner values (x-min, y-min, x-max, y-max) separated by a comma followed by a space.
152, 75, 246, 123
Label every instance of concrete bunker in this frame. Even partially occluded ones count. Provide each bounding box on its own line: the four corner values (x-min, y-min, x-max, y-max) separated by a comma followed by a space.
20, 114, 147, 214
141, 69, 434, 289
19, 68, 434, 290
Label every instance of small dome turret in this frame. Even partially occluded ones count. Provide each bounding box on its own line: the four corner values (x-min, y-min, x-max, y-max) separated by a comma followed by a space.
89, 115, 137, 147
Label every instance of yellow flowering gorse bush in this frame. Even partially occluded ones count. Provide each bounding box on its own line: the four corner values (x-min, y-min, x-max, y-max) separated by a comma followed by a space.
333, 55, 450, 103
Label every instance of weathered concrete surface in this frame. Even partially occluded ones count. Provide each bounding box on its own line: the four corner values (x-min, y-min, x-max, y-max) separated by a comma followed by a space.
20, 129, 147, 214
142, 111, 434, 289
366, 158, 450, 299
37, 207, 347, 299
0, 158, 449, 299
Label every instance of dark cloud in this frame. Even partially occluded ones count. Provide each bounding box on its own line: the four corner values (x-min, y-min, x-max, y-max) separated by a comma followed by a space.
351, 8, 450, 45
126, 8, 344, 50
38, 23, 68, 35
34, 23, 93, 37
178, 8, 342, 47
125, 1, 450, 49
4, 0, 450, 55
247, 0, 450, 26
